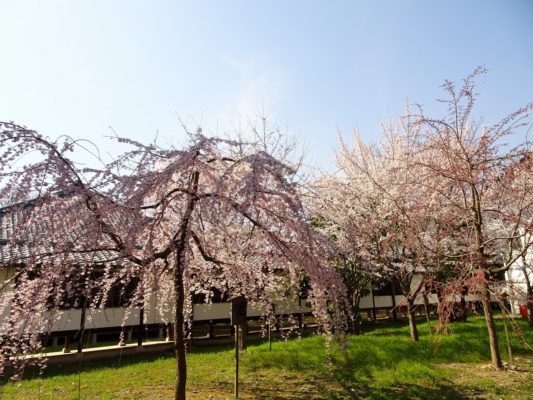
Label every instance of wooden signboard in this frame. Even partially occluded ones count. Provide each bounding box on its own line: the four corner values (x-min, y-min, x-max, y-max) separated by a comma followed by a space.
231, 296, 247, 326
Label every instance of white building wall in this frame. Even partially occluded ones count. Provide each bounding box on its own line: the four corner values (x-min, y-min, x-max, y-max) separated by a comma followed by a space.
0, 267, 15, 324
507, 252, 532, 315
2, 267, 500, 334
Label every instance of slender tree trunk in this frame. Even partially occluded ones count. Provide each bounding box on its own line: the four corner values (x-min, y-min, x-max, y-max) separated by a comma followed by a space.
521, 258, 533, 328
480, 274, 503, 369
422, 290, 432, 336
353, 313, 362, 335
352, 292, 362, 336
346, 287, 355, 334
460, 288, 468, 323
406, 298, 419, 341
371, 286, 377, 322
436, 286, 445, 323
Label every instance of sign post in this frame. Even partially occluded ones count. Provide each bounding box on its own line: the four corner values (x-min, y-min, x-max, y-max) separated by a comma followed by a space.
231, 296, 247, 399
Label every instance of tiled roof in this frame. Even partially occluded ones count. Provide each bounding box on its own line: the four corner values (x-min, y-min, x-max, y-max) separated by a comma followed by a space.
0, 201, 121, 266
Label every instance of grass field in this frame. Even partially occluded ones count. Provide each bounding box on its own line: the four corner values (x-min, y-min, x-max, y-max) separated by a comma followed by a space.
1, 315, 532, 399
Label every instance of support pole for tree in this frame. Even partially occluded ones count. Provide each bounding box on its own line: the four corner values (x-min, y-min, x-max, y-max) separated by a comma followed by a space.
234, 324, 239, 399
268, 321, 272, 351
502, 304, 513, 365
270, 303, 275, 350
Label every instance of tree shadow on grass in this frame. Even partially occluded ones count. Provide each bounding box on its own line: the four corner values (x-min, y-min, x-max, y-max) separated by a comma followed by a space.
339, 383, 470, 400
243, 374, 471, 400
0, 350, 173, 384
1, 338, 266, 383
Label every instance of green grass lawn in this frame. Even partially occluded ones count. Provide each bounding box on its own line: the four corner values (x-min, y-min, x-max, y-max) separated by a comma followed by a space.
1, 315, 532, 399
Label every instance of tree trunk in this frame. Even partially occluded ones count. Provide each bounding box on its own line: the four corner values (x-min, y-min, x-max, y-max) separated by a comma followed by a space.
353, 292, 363, 335
460, 288, 468, 323
480, 275, 503, 369
346, 287, 355, 334
174, 266, 187, 400
353, 312, 362, 335
422, 290, 432, 336
521, 259, 533, 328
406, 298, 419, 341
172, 169, 200, 400
371, 286, 377, 322
527, 285, 533, 328
436, 286, 445, 322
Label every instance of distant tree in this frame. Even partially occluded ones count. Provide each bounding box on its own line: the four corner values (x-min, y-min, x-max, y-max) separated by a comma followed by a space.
0, 122, 347, 399
315, 122, 442, 342
309, 212, 371, 335
407, 68, 533, 368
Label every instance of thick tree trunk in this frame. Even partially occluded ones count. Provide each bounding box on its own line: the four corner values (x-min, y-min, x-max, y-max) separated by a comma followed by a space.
172, 169, 200, 400
174, 267, 187, 400
406, 298, 419, 341
480, 275, 503, 369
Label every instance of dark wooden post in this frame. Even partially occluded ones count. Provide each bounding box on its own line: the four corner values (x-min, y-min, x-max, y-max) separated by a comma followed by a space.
62, 335, 71, 353
298, 296, 304, 330
275, 313, 282, 332
77, 306, 86, 353
371, 286, 377, 321
232, 296, 247, 399
166, 322, 174, 342
391, 282, 398, 321
268, 321, 272, 351
137, 306, 145, 347
234, 325, 239, 398
208, 320, 215, 339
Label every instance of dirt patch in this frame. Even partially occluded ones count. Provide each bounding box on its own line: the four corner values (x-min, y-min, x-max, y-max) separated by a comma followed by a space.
441, 357, 533, 400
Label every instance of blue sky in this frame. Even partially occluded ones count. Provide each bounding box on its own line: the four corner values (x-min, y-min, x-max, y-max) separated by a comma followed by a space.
1, 1, 532, 170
